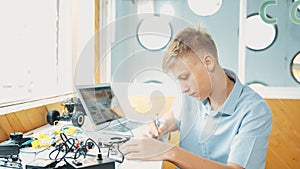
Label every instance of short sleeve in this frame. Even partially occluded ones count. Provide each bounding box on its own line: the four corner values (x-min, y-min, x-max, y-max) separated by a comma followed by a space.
174, 118, 181, 131
228, 101, 272, 169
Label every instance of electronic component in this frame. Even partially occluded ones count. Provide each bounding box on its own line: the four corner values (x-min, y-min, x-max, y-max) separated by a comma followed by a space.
25, 158, 57, 169
65, 157, 115, 169
0, 143, 19, 157
0, 132, 32, 158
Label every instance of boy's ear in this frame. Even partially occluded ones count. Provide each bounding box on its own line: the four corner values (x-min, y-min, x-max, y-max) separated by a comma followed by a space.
203, 55, 215, 72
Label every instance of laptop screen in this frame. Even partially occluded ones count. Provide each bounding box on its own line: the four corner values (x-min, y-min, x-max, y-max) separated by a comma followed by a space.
76, 84, 121, 127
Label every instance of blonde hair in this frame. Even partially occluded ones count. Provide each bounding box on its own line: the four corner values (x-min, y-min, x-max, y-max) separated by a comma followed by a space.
162, 25, 218, 71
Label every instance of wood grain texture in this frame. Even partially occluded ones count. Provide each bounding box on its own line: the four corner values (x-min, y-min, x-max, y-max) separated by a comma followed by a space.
0, 126, 8, 142
14, 110, 33, 132
94, 0, 100, 83
265, 99, 300, 169
0, 115, 12, 140
26, 106, 49, 129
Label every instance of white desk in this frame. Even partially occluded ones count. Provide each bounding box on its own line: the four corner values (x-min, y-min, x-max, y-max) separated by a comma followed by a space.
16, 122, 163, 169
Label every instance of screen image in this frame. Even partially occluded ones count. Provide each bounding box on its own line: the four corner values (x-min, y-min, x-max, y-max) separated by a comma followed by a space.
79, 86, 119, 126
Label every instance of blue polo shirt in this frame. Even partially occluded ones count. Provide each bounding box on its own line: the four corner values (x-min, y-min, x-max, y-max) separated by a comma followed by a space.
176, 69, 272, 169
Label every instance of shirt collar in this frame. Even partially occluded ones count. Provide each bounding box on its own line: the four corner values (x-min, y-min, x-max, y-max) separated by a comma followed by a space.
220, 69, 244, 116
201, 69, 244, 116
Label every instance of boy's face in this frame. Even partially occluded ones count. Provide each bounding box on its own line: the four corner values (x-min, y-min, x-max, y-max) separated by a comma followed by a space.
170, 52, 211, 100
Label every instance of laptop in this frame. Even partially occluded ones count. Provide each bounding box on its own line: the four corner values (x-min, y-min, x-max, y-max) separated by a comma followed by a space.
76, 83, 142, 137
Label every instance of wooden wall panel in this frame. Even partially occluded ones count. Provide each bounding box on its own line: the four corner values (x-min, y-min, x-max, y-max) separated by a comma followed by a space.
26, 106, 48, 130
5, 112, 26, 134
0, 126, 8, 142
0, 115, 12, 141
14, 110, 35, 132
0, 102, 63, 142
265, 99, 300, 169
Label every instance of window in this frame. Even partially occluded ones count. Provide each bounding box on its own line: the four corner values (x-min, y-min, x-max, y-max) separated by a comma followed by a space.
0, 0, 73, 108
0, 0, 57, 105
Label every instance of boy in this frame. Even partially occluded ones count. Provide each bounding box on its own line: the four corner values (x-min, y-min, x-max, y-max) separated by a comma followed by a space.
120, 26, 272, 169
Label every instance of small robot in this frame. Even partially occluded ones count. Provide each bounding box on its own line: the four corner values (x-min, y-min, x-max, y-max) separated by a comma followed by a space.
47, 97, 86, 127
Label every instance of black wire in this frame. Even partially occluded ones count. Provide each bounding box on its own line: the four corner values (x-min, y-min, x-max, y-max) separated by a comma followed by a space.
107, 142, 124, 163
48, 130, 127, 165
49, 134, 76, 163
115, 143, 124, 163
49, 133, 104, 165
49, 141, 67, 162
84, 138, 102, 157
74, 146, 83, 159
60, 133, 74, 146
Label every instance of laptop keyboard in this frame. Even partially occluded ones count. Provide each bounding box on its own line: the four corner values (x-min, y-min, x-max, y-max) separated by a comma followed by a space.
110, 121, 142, 132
